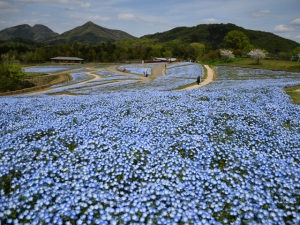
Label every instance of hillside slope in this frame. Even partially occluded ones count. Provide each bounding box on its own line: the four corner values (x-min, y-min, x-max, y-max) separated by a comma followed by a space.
45, 21, 136, 44
0, 24, 59, 42
141, 23, 299, 53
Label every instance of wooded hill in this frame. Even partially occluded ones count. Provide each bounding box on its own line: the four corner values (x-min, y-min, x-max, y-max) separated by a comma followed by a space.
0, 21, 136, 44
141, 23, 299, 54
0, 22, 299, 63
0, 24, 59, 42
44, 21, 136, 44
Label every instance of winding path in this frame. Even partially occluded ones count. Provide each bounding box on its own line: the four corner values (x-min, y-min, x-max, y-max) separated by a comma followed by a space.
25, 63, 214, 95
181, 65, 214, 90
25, 68, 101, 95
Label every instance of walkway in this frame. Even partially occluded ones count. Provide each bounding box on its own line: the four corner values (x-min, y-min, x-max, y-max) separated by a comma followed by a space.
23, 63, 214, 95
182, 65, 214, 90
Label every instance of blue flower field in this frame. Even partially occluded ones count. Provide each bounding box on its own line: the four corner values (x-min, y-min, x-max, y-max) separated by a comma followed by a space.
0, 63, 300, 224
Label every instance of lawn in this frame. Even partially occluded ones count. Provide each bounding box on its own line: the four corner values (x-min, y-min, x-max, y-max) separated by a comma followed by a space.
285, 84, 300, 104
206, 57, 300, 72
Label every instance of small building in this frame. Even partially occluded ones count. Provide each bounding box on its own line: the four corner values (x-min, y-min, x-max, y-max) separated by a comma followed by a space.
143, 57, 178, 63
51, 56, 84, 64
152, 57, 177, 62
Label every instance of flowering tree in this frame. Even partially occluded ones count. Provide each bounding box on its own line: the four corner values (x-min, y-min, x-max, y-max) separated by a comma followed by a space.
220, 49, 235, 60
247, 49, 267, 64
298, 53, 300, 62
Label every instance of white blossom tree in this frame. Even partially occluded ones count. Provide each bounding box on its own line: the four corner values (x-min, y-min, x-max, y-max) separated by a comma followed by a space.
247, 49, 267, 64
220, 49, 235, 60
298, 53, 300, 62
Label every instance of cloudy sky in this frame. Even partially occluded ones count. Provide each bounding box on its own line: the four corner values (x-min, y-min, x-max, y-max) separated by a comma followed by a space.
0, 0, 300, 43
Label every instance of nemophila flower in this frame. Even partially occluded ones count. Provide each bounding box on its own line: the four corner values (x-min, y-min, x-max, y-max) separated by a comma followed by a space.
24, 66, 76, 73
1, 65, 300, 224
51, 73, 94, 88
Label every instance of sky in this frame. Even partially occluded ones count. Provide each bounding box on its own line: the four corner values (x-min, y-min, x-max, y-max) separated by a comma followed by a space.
0, 0, 300, 44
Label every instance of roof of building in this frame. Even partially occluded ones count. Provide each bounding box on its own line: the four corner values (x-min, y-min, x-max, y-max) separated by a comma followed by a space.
51, 57, 84, 61
153, 57, 177, 61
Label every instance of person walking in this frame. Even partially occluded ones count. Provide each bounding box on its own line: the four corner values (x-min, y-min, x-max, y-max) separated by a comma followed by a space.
196, 76, 200, 85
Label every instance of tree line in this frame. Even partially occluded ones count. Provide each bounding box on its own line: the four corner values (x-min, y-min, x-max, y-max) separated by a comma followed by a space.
0, 30, 299, 64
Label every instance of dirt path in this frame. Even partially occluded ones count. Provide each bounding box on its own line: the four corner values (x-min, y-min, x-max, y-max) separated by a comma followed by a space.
182, 65, 214, 90
25, 64, 212, 95
26, 67, 101, 95
152, 63, 167, 77
106, 64, 166, 82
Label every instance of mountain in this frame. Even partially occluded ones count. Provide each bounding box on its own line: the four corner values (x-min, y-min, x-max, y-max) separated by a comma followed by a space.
0, 22, 298, 54
0, 24, 59, 42
141, 23, 299, 53
32, 24, 59, 42
45, 21, 136, 44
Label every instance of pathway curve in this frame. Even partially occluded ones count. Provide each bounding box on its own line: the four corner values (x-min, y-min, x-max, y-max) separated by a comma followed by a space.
26, 67, 101, 95
25, 63, 213, 95
182, 65, 214, 90
106, 64, 166, 82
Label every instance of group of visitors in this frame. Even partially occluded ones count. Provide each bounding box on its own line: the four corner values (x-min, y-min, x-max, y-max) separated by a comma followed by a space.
143, 71, 149, 77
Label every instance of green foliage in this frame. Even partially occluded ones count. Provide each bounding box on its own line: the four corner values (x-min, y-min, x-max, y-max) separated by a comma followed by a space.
142, 23, 299, 53
0, 54, 29, 92
293, 46, 300, 55
8, 63, 25, 83
224, 30, 253, 51
0, 23, 299, 64
67, 141, 78, 153
0, 169, 22, 196
190, 43, 206, 61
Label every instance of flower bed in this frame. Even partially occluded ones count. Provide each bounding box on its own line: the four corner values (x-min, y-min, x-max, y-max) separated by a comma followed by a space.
0, 65, 300, 224
48, 70, 139, 95
119, 63, 164, 75
51, 73, 94, 88
24, 66, 77, 73
215, 66, 300, 80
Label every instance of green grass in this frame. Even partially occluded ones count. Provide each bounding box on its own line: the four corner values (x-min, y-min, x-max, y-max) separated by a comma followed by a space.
285, 85, 300, 105
25, 72, 49, 78
204, 58, 300, 72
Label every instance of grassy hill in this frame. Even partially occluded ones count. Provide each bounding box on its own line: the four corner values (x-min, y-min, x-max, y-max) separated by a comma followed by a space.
141, 23, 299, 53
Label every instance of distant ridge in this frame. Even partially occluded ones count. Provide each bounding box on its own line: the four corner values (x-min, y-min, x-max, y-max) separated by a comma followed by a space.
0, 22, 298, 53
0, 24, 59, 42
45, 21, 136, 44
141, 23, 299, 53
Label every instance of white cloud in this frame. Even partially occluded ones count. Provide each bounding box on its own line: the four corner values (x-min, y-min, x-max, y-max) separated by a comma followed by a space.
31, 11, 50, 17
80, 2, 91, 9
0, 8, 20, 14
290, 18, 300, 26
0, 1, 10, 7
0, 20, 7, 24
17, 0, 72, 3
251, 10, 270, 18
118, 13, 138, 21
69, 14, 110, 21
274, 25, 294, 32
199, 18, 218, 24
0, 1, 19, 14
